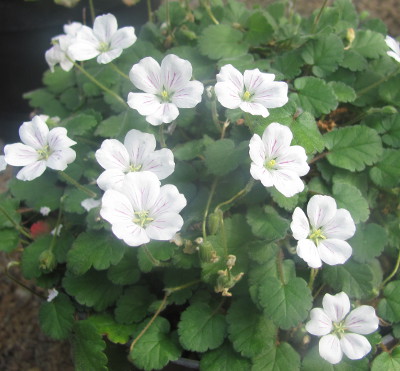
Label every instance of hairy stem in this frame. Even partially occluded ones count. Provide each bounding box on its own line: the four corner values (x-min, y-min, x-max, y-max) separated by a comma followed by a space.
88, 0, 95, 24
0, 205, 31, 239
311, 0, 329, 33
381, 250, 400, 289
214, 178, 255, 212
308, 268, 319, 290
59, 171, 97, 198
202, 178, 219, 240
109, 63, 130, 80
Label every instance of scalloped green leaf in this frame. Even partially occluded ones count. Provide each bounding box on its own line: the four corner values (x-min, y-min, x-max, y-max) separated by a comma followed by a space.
62, 113, 98, 136
178, 302, 227, 352
370, 149, 400, 188
340, 49, 367, 71
351, 30, 387, 58
0, 229, 19, 253
244, 12, 274, 46
0, 195, 21, 228
378, 281, 400, 323
252, 341, 301, 371
107, 249, 140, 285
325, 126, 383, 171
328, 81, 356, 102
371, 346, 400, 371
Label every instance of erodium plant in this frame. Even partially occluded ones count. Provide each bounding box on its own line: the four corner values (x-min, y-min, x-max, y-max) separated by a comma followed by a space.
1, 0, 400, 370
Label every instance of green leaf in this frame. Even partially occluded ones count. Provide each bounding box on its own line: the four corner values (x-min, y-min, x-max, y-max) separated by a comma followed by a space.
107, 249, 140, 285
350, 223, 388, 263
301, 34, 344, 77
23, 88, 69, 117
67, 231, 126, 275
325, 126, 383, 171
204, 139, 248, 176
292, 77, 338, 116
272, 49, 305, 79
340, 50, 367, 71
258, 276, 312, 330
71, 321, 108, 371
371, 346, 400, 371
0, 229, 19, 253
60, 87, 81, 111
252, 342, 301, 371
129, 317, 181, 371
115, 286, 156, 324
378, 281, 400, 323
39, 293, 75, 340
173, 135, 214, 161
246, 206, 290, 241
370, 149, 400, 188
381, 115, 400, 148
43, 66, 75, 93
137, 241, 175, 273
198, 24, 248, 60
269, 187, 300, 212
328, 81, 356, 102
332, 182, 370, 223
63, 187, 94, 215
379, 75, 400, 105
244, 12, 274, 46
178, 302, 227, 352
0, 196, 20, 228
21, 235, 52, 279
227, 298, 276, 358
351, 30, 387, 58
323, 261, 374, 299
200, 342, 252, 371
63, 270, 122, 311
86, 314, 135, 344
62, 114, 98, 136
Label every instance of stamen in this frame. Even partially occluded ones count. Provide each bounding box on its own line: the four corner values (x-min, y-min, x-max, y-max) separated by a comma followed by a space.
98, 42, 110, 52
129, 163, 142, 172
242, 90, 252, 101
37, 145, 51, 160
264, 159, 276, 169
309, 229, 326, 245
133, 210, 154, 228
160, 89, 170, 102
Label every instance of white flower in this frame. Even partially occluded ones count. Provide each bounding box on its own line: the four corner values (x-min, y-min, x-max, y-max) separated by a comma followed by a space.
100, 172, 186, 247
4, 116, 76, 181
249, 123, 309, 197
45, 22, 83, 72
81, 198, 101, 212
291, 195, 356, 268
214, 64, 288, 117
40, 206, 51, 216
68, 13, 136, 64
47, 288, 59, 302
306, 292, 379, 364
95, 129, 175, 191
0, 155, 6, 172
127, 54, 204, 126
51, 224, 63, 236
385, 35, 400, 63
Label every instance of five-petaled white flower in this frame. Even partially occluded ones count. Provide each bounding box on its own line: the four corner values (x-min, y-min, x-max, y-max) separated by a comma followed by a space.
68, 13, 136, 64
100, 172, 186, 246
214, 64, 288, 117
291, 195, 356, 268
95, 129, 175, 191
127, 54, 204, 126
249, 122, 309, 197
306, 292, 379, 365
4, 116, 76, 181
45, 22, 82, 72
385, 35, 400, 63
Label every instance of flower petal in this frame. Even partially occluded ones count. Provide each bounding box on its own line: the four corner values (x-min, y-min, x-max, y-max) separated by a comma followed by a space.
251, 81, 289, 109
305, 308, 333, 336
46, 148, 76, 170
123, 129, 156, 166
270, 168, 305, 197
97, 48, 123, 64
171, 80, 204, 108
323, 209, 356, 240
93, 14, 118, 43
216, 64, 244, 91
68, 26, 100, 61
318, 239, 352, 266
214, 80, 243, 109
261, 123, 293, 160
16, 161, 47, 181
129, 57, 162, 94
243, 69, 275, 92
97, 169, 126, 191
345, 306, 379, 335
161, 54, 193, 92
142, 149, 175, 180
239, 101, 270, 117
48, 127, 76, 150
150, 184, 187, 215
19, 116, 49, 149
127, 92, 161, 116
249, 134, 266, 167
250, 163, 274, 187
146, 103, 179, 125
340, 333, 371, 360
296, 239, 322, 268
96, 139, 130, 171
385, 36, 400, 57
276, 145, 309, 176
146, 212, 184, 241
110, 26, 136, 50
307, 195, 337, 230
319, 334, 343, 364
322, 292, 350, 322
4, 143, 38, 166
291, 207, 310, 240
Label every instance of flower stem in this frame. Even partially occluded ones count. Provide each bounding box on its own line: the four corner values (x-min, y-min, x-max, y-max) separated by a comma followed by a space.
381, 249, 400, 289
308, 268, 319, 290
202, 0, 219, 25
58, 171, 97, 198
202, 178, 219, 240
311, 0, 329, 33
147, 0, 154, 22
0, 205, 31, 239
164, 279, 201, 295
214, 178, 255, 213
88, 0, 96, 24
356, 67, 400, 96
109, 63, 130, 80
141, 244, 169, 267
70, 59, 127, 107
159, 124, 167, 148
308, 151, 328, 164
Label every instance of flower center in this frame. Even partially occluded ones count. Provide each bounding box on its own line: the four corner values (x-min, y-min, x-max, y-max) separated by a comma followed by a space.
332, 320, 347, 338
133, 210, 154, 228
98, 41, 110, 52
37, 145, 51, 160
160, 89, 172, 102
242, 90, 252, 101
264, 159, 277, 170
129, 163, 142, 172
309, 228, 326, 245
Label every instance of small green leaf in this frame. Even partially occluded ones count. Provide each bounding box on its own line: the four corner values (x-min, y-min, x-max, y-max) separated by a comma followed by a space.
71, 321, 108, 371
258, 276, 312, 330
332, 182, 370, 223
350, 223, 388, 263
247, 206, 290, 241
23, 88, 69, 117
292, 77, 338, 116
173, 135, 214, 161
273, 49, 304, 79
244, 12, 274, 46
178, 302, 227, 352
379, 75, 400, 105
370, 149, 400, 188
137, 241, 175, 273
252, 341, 301, 371
378, 281, 400, 323
62, 114, 98, 136
107, 249, 140, 285
200, 342, 251, 371
0, 229, 19, 253
381, 115, 400, 148
43, 66, 75, 93
340, 50, 367, 71
129, 317, 181, 371
67, 231, 126, 275
352, 30, 387, 58
328, 81, 356, 102
325, 126, 383, 171
39, 293, 75, 340
371, 346, 400, 371
269, 187, 300, 212
21, 235, 52, 279
0, 196, 21, 228
198, 24, 248, 60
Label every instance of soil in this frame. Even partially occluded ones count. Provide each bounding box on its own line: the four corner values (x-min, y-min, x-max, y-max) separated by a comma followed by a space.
1, 0, 399, 370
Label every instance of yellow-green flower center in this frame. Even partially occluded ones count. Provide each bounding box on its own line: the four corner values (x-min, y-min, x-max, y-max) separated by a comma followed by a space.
129, 163, 142, 172
332, 320, 347, 338
264, 159, 277, 170
309, 228, 326, 245
37, 145, 51, 160
242, 90, 252, 101
133, 210, 154, 228
160, 89, 171, 102
98, 41, 110, 52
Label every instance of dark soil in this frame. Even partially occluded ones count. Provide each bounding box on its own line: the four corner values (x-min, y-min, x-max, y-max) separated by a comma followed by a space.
1, 0, 399, 370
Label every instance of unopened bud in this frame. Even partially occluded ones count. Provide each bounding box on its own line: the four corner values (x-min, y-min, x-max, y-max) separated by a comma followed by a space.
39, 250, 57, 272
346, 28, 355, 44
199, 240, 215, 263
207, 210, 222, 235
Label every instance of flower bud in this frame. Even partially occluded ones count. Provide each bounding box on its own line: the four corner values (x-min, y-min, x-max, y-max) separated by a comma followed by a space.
207, 210, 222, 235
39, 250, 57, 272
346, 28, 355, 44
198, 240, 215, 263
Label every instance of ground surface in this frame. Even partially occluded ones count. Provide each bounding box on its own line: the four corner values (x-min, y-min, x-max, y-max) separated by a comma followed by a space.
1, 0, 399, 370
